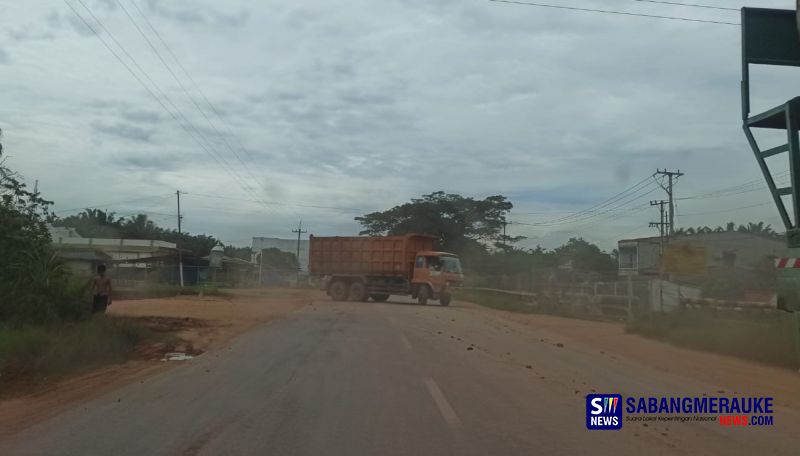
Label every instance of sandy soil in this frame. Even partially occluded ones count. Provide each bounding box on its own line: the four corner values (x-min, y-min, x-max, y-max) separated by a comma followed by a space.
456, 300, 800, 410
0, 288, 317, 438
108, 288, 320, 353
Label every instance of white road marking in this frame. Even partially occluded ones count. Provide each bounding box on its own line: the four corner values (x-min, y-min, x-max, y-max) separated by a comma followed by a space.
400, 333, 413, 351
424, 378, 462, 428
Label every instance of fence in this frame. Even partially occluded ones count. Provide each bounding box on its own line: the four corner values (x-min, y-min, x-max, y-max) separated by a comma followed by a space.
461, 276, 650, 322
462, 273, 782, 321
109, 264, 302, 290
461, 272, 798, 367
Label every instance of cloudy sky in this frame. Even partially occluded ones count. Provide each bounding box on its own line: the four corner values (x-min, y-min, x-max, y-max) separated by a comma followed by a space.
1, 0, 798, 250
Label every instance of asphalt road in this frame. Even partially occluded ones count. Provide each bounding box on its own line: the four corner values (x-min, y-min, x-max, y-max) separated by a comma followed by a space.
3, 298, 799, 455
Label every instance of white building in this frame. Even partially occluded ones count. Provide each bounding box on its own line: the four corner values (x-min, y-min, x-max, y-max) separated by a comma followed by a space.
48, 226, 180, 276
251, 237, 309, 272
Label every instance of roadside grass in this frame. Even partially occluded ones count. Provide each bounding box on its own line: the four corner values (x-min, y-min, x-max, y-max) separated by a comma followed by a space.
0, 316, 168, 392
627, 310, 800, 369
457, 289, 800, 369
455, 289, 614, 322
455, 289, 538, 314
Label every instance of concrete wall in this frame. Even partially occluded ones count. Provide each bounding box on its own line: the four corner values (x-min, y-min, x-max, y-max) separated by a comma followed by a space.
252, 237, 309, 272
649, 279, 701, 313
619, 232, 790, 275
670, 232, 788, 269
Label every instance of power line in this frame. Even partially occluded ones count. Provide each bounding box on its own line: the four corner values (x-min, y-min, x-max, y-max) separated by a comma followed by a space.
124, 0, 286, 218
676, 201, 775, 217
487, 0, 740, 26
115, 0, 265, 198
53, 194, 174, 214
528, 203, 652, 240
630, 0, 738, 12
517, 180, 661, 227
517, 175, 655, 224
677, 175, 791, 201
180, 192, 365, 213
64, 1, 264, 209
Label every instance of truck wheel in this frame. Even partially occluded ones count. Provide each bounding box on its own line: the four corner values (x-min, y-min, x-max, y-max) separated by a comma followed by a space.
417, 285, 430, 305
439, 293, 451, 307
349, 281, 368, 302
329, 280, 348, 301
370, 294, 390, 302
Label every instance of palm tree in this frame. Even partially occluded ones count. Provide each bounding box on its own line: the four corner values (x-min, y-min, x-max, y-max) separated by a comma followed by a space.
122, 214, 158, 239
56, 209, 123, 237
737, 221, 775, 236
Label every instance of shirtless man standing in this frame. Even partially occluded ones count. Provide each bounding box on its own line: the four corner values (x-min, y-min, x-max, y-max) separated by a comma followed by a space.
91, 264, 112, 314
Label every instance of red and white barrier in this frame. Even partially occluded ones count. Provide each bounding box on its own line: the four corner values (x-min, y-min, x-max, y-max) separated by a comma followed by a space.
774, 258, 800, 269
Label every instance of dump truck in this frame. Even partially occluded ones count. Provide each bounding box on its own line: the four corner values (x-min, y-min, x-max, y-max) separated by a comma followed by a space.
308, 234, 464, 305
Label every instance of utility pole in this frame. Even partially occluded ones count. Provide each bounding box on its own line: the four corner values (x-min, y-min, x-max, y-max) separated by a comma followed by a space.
176, 190, 184, 288
655, 169, 684, 236
502, 220, 508, 250
292, 220, 307, 283
257, 248, 264, 287
649, 200, 668, 246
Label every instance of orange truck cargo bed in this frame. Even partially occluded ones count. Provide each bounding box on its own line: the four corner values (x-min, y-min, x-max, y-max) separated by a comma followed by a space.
309, 234, 435, 277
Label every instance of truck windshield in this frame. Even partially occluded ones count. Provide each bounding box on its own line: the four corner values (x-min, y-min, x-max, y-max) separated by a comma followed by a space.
440, 256, 462, 274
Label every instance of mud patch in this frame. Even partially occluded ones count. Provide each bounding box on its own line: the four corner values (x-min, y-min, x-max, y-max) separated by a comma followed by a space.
124, 316, 210, 333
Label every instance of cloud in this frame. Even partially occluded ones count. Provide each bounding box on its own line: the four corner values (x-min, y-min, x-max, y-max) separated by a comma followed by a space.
120, 109, 162, 124
0, 47, 8, 65
113, 153, 183, 171
91, 121, 156, 142
144, 0, 249, 27
5, 0, 793, 250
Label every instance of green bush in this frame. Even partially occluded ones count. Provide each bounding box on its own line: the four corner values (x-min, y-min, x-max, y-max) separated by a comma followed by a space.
0, 249, 90, 326
0, 316, 156, 388
2, 128, 91, 326
627, 310, 800, 368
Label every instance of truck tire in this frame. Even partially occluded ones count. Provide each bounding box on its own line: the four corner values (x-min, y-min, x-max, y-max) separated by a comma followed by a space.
349, 281, 368, 302
417, 285, 430, 305
439, 292, 451, 307
370, 294, 390, 302
329, 280, 348, 301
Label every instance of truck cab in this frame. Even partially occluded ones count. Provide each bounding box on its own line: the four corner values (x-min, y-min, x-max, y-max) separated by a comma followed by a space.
412, 251, 463, 306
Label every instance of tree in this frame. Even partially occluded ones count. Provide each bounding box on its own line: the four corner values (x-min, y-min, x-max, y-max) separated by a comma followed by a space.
737, 221, 775, 236
355, 192, 520, 254
258, 248, 299, 271
225, 245, 252, 261
676, 221, 781, 239
56, 209, 219, 257
55, 209, 123, 238
1, 128, 87, 324
552, 238, 617, 273
121, 214, 158, 239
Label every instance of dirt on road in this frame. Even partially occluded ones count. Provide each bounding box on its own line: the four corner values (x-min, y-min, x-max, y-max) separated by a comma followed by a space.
3, 289, 799, 443
454, 299, 800, 411
0, 288, 317, 439
108, 288, 319, 353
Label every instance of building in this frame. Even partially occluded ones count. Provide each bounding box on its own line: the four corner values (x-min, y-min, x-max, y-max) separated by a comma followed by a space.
49, 226, 181, 277
251, 237, 309, 272
618, 231, 789, 276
